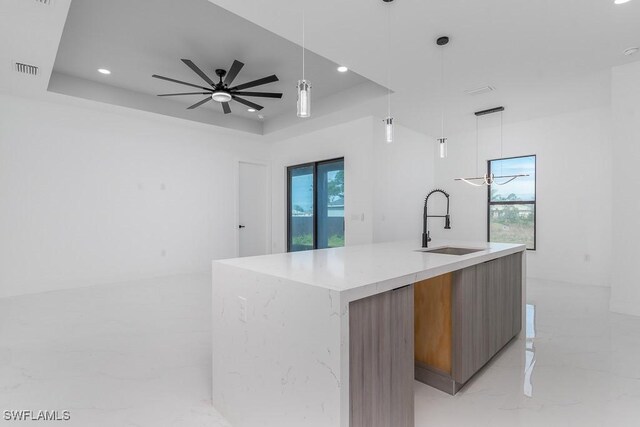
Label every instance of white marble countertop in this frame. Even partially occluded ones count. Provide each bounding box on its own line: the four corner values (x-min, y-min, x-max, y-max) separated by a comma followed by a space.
216, 239, 525, 301
212, 239, 527, 426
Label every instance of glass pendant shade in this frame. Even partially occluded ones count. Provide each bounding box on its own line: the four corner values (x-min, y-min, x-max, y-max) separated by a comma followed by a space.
297, 80, 311, 118
385, 117, 394, 143
438, 137, 447, 158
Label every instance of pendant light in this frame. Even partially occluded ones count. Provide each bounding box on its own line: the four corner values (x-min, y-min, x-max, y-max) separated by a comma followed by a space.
454, 107, 528, 186
383, 0, 394, 143
297, 10, 311, 118
437, 36, 450, 158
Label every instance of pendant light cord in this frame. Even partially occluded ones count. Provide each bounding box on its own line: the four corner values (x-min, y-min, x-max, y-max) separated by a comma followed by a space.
302, 10, 305, 80
386, 3, 391, 117
475, 116, 479, 176
500, 111, 504, 176
440, 47, 444, 139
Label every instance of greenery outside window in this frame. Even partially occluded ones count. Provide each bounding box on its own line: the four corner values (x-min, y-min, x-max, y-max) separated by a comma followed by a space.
488, 155, 536, 250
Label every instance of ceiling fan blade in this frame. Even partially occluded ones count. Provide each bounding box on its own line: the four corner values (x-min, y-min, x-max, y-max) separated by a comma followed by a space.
223, 60, 245, 86
232, 91, 283, 99
181, 59, 216, 87
157, 92, 212, 96
232, 96, 263, 111
187, 97, 213, 110
230, 74, 278, 91
152, 74, 211, 91
222, 102, 231, 114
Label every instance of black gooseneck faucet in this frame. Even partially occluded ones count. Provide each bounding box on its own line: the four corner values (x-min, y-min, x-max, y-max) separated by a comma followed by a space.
422, 189, 451, 248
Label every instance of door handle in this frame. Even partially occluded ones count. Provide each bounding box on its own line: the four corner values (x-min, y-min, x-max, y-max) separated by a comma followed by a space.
238, 225, 246, 229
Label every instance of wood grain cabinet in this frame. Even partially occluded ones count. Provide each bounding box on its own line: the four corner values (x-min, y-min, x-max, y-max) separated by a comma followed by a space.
349, 285, 414, 427
415, 253, 522, 394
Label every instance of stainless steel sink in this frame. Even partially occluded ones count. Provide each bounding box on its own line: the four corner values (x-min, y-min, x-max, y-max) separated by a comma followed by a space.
416, 246, 484, 256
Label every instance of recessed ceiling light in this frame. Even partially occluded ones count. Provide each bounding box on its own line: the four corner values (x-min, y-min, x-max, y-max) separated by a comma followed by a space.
624, 47, 639, 56
337, 66, 349, 73
615, 0, 631, 4
97, 68, 111, 75
247, 108, 256, 112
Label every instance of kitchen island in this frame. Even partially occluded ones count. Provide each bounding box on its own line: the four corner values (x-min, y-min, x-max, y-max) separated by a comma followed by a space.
212, 240, 526, 427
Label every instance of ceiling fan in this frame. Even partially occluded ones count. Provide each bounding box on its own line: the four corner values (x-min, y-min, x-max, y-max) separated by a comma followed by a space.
152, 59, 283, 114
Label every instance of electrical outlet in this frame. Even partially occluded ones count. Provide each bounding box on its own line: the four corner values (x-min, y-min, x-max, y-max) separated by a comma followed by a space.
238, 296, 247, 323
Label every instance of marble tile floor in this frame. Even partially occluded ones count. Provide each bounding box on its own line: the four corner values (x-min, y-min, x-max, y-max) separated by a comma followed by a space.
1, 275, 640, 426
0, 274, 228, 427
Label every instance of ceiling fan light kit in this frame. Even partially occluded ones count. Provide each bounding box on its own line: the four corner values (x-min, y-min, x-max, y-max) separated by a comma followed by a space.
152, 59, 282, 115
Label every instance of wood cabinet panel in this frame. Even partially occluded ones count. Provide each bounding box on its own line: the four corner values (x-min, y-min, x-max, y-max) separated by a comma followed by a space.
414, 274, 452, 373
391, 286, 415, 427
452, 265, 477, 385
349, 285, 414, 427
453, 253, 523, 386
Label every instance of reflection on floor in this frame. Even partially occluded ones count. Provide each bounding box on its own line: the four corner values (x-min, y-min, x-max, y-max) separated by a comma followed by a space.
415, 278, 640, 426
1, 276, 640, 426
524, 303, 536, 398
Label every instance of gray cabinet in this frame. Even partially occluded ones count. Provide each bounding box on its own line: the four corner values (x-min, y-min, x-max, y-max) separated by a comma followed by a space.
349, 285, 414, 427
415, 252, 523, 393
453, 253, 522, 386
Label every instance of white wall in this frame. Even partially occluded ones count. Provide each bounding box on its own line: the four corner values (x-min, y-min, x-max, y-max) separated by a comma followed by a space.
372, 121, 437, 243
610, 61, 640, 316
0, 93, 268, 297
0, 87, 617, 297
269, 117, 375, 253
432, 106, 613, 287
269, 116, 436, 253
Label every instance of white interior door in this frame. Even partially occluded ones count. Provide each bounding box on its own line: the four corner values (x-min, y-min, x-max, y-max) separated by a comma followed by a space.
238, 162, 268, 257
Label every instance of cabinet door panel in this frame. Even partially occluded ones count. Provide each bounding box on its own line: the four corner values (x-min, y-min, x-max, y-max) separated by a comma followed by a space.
453, 265, 479, 384
390, 286, 414, 427
509, 253, 523, 338
453, 253, 523, 386
350, 291, 391, 427
350, 286, 414, 427
486, 259, 501, 357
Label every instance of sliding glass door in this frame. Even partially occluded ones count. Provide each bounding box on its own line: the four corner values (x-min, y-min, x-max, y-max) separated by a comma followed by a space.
287, 158, 344, 252
317, 160, 344, 249
288, 164, 315, 251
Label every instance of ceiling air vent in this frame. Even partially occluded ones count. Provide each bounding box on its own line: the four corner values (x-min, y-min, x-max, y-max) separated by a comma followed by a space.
14, 62, 39, 76
465, 85, 495, 96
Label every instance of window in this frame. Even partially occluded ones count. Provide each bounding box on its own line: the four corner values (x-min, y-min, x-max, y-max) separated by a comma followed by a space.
487, 155, 536, 250
287, 158, 344, 252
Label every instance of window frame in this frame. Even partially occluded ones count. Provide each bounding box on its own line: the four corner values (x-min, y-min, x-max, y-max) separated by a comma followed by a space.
286, 157, 344, 252
486, 154, 537, 251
